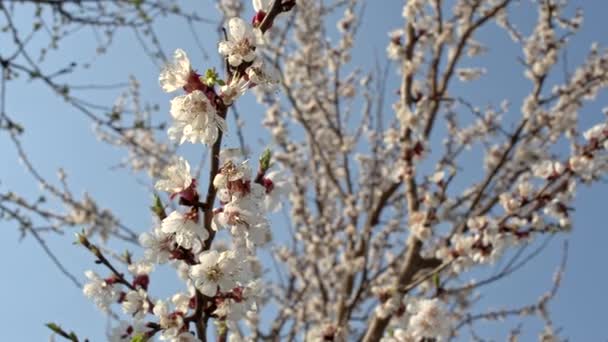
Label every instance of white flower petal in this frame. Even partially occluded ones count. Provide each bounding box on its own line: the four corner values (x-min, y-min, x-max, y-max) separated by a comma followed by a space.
200, 280, 218, 297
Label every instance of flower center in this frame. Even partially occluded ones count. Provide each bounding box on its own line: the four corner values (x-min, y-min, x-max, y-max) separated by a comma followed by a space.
221, 161, 241, 180
206, 265, 223, 282
193, 98, 209, 113
235, 39, 253, 57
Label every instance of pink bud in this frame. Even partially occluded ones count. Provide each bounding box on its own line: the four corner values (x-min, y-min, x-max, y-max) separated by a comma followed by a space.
133, 274, 150, 290
252, 11, 267, 28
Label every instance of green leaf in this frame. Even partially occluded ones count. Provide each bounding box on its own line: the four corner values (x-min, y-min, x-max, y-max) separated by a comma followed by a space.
131, 0, 144, 8
433, 273, 440, 289
259, 148, 272, 172
45, 323, 63, 335
150, 194, 166, 220
45, 323, 79, 341
203, 68, 223, 86
131, 334, 147, 342
68, 332, 79, 342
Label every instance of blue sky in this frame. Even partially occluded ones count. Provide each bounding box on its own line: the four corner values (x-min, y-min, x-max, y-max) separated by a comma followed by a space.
1, 1, 607, 341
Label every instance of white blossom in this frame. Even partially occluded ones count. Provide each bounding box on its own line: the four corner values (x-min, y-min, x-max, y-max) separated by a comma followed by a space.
583, 123, 606, 141
190, 250, 238, 297
569, 155, 594, 177
214, 281, 262, 323
224, 202, 264, 230
128, 261, 153, 277
262, 170, 291, 212
83, 271, 121, 312
122, 288, 150, 320
253, 0, 272, 13
220, 77, 250, 105
409, 211, 431, 240
533, 160, 565, 179
139, 227, 174, 264
171, 292, 192, 313
246, 58, 279, 90
217, 0, 243, 18
168, 90, 227, 145
387, 29, 405, 61
154, 299, 187, 341
219, 17, 257, 67
172, 332, 201, 342
380, 328, 416, 342
159, 49, 193, 93
161, 211, 208, 251
155, 157, 193, 194
407, 299, 451, 341
109, 321, 147, 342
213, 160, 252, 189
499, 193, 521, 214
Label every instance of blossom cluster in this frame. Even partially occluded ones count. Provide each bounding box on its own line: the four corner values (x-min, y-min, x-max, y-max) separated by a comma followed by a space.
257, 1, 607, 341
81, 2, 291, 340
379, 298, 451, 342
69, 0, 608, 341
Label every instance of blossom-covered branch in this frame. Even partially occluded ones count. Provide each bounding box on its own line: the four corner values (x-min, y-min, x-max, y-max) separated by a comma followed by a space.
2, 0, 607, 341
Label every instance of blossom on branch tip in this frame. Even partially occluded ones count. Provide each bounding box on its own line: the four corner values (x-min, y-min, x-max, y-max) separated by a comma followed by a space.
219, 17, 257, 67
83, 270, 121, 312
583, 123, 607, 141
